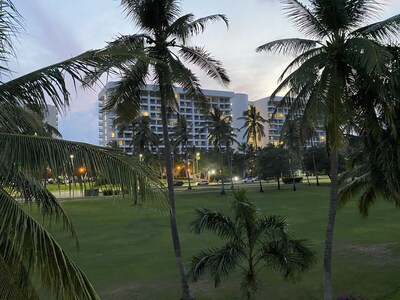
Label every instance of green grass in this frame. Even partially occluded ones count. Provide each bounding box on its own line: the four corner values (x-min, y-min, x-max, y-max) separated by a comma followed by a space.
35, 183, 400, 299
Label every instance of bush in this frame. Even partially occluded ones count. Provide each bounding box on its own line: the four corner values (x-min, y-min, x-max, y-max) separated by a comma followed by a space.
282, 177, 303, 184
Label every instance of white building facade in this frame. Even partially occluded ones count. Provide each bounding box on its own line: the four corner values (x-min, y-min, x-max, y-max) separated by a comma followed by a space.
252, 97, 326, 148
98, 83, 247, 154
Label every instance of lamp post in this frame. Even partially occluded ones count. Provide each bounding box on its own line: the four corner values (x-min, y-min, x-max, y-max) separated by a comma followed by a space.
70, 155, 75, 198
139, 153, 143, 161
196, 152, 200, 179
79, 166, 86, 196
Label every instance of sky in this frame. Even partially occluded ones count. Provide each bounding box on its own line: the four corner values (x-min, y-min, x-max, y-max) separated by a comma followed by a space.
10, 0, 400, 145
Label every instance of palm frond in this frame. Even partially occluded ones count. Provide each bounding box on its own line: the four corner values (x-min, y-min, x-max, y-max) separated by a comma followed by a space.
0, 170, 78, 244
102, 60, 149, 112
344, 38, 391, 74
190, 208, 236, 239
189, 242, 244, 287
0, 0, 22, 79
0, 47, 148, 112
280, 0, 327, 38
354, 14, 400, 43
0, 188, 99, 300
169, 14, 228, 43
178, 45, 230, 86
338, 172, 371, 208
257, 38, 319, 56
0, 133, 167, 208
166, 52, 207, 112
0, 251, 38, 300
260, 238, 315, 280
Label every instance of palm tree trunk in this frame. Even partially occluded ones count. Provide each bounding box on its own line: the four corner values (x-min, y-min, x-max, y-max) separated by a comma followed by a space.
219, 144, 225, 195
290, 155, 296, 191
323, 148, 339, 300
312, 149, 320, 186
160, 94, 193, 300
277, 177, 280, 190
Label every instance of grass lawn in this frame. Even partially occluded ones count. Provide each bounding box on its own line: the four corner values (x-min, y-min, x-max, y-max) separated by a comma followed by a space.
35, 183, 400, 299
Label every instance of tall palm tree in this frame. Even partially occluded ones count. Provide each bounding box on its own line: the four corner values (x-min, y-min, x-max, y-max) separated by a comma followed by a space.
281, 118, 301, 191
239, 105, 267, 192
189, 189, 315, 300
0, 1, 165, 298
339, 45, 400, 216
239, 105, 267, 149
133, 115, 159, 156
85, 1, 229, 298
257, 1, 400, 298
205, 107, 236, 195
172, 114, 193, 189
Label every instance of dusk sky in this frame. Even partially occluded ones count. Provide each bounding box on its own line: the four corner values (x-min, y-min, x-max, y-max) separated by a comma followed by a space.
11, 0, 400, 145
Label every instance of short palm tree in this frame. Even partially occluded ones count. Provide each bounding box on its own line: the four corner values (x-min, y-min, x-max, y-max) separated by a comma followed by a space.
257, 1, 400, 298
172, 115, 193, 189
189, 189, 315, 300
85, 1, 229, 298
0, 1, 165, 298
204, 107, 236, 195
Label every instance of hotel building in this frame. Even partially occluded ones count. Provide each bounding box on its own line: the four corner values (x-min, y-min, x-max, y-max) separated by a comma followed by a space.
98, 83, 248, 154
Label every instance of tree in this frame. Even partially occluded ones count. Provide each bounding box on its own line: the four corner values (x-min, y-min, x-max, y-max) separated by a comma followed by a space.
205, 107, 236, 195
133, 115, 159, 157
339, 46, 400, 217
281, 118, 301, 191
172, 115, 193, 189
189, 189, 315, 300
239, 105, 267, 192
0, 1, 165, 298
85, 1, 229, 298
303, 145, 330, 177
239, 105, 267, 149
257, 145, 290, 190
257, 1, 400, 298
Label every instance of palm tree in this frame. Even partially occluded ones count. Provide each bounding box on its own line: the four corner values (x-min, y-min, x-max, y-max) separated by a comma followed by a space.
281, 118, 301, 191
0, 1, 166, 298
239, 105, 267, 149
239, 105, 267, 192
257, 1, 400, 298
133, 115, 159, 157
205, 107, 236, 195
189, 189, 315, 300
112, 99, 140, 154
85, 1, 229, 298
237, 142, 250, 178
339, 45, 400, 216
172, 115, 193, 189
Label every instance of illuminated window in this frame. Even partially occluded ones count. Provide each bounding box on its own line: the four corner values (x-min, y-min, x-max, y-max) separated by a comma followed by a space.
118, 140, 123, 146
141, 111, 149, 117
104, 129, 107, 134
111, 132, 115, 138
104, 116, 106, 120
104, 122, 107, 127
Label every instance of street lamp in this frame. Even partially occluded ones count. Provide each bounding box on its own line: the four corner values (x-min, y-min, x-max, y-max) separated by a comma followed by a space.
79, 166, 87, 196
196, 152, 200, 179
139, 154, 143, 161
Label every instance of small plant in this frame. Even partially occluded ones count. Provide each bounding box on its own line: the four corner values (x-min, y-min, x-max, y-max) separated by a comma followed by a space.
189, 189, 316, 299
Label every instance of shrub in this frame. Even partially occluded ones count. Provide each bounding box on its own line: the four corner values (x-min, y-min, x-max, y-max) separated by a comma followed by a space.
282, 177, 303, 184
